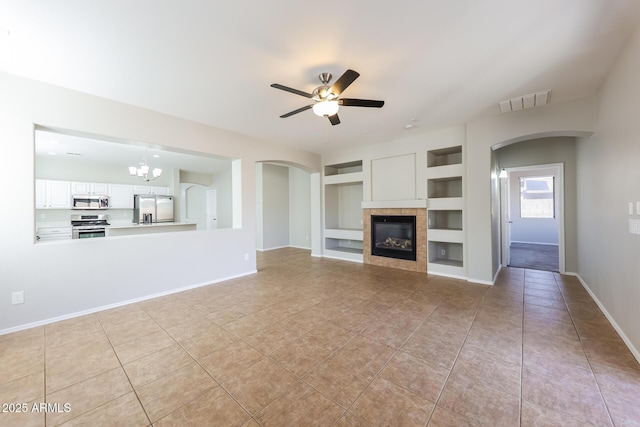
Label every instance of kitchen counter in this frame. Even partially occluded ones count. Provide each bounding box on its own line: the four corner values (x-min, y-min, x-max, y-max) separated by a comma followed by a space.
106, 222, 197, 237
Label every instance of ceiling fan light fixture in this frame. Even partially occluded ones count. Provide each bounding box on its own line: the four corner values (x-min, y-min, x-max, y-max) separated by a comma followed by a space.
313, 100, 339, 117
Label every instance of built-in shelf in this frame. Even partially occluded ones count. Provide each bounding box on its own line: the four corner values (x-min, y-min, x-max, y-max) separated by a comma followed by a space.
324, 228, 363, 240
324, 160, 363, 176
324, 171, 364, 186
427, 146, 462, 167
323, 160, 365, 262
428, 177, 462, 199
428, 241, 463, 267
428, 210, 463, 230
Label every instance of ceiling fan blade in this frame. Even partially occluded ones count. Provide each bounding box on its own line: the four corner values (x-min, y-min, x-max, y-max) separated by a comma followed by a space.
339, 98, 385, 108
329, 69, 360, 96
328, 114, 340, 126
279, 105, 313, 118
270, 83, 313, 98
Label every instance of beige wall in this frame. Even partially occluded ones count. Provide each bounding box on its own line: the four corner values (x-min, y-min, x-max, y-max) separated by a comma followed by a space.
576, 25, 640, 358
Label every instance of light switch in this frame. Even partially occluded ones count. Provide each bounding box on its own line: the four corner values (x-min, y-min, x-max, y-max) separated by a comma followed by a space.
629, 202, 634, 216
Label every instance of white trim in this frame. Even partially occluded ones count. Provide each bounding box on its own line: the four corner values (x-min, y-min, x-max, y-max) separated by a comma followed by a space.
0, 270, 257, 336
575, 274, 640, 364
500, 163, 565, 273
258, 245, 290, 252
428, 271, 468, 281
361, 199, 428, 209
490, 265, 503, 285
288, 245, 311, 250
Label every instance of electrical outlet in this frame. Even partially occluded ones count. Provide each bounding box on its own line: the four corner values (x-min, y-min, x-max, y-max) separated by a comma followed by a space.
440, 249, 446, 257
244, 253, 249, 261
40, 213, 46, 219
12, 291, 24, 305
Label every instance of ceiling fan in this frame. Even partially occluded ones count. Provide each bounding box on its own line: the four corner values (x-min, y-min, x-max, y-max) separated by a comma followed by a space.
270, 69, 384, 125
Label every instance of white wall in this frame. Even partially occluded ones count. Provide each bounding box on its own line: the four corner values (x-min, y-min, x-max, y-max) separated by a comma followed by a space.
576, 25, 640, 357
0, 72, 319, 333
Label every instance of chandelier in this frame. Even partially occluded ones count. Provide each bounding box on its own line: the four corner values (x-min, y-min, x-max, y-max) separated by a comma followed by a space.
129, 158, 162, 182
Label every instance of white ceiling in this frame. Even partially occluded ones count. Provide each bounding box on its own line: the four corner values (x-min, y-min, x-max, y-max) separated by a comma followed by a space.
3, 1, 640, 154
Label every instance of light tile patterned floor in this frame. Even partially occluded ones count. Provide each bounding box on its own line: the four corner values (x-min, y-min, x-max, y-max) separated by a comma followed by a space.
1, 247, 639, 426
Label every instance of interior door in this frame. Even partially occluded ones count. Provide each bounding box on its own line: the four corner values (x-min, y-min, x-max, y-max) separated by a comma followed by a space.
206, 189, 217, 229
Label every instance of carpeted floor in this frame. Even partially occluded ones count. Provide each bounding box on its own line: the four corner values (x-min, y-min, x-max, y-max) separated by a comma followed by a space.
509, 242, 559, 271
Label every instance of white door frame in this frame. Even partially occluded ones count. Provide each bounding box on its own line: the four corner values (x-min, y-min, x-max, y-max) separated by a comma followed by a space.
500, 163, 565, 273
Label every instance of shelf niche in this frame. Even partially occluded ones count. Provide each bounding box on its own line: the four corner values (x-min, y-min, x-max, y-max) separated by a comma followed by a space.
324, 160, 363, 176
427, 177, 462, 199
428, 210, 463, 230
428, 241, 463, 267
325, 238, 363, 253
427, 146, 462, 167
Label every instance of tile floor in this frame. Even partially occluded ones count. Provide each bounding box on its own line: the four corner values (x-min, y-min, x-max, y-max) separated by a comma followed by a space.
1, 247, 639, 426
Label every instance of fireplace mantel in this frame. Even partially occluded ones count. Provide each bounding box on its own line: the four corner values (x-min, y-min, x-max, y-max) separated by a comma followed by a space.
361, 200, 428, 209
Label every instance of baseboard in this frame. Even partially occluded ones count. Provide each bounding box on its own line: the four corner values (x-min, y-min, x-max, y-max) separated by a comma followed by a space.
428, 271, 469, 282
288, 245, 311, 251
259, 245, 294, 252
575, 274, 640, 365
321, 254, 363, 264
0, 270, 258, 336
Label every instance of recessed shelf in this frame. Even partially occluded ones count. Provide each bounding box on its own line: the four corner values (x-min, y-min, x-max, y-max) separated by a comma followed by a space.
427, 146, 462, 167
325, 238, 363, 253
428, 241, 463, 266
428, 210, 463, 230
324, 160, 363, 176
428, 177, 462, 198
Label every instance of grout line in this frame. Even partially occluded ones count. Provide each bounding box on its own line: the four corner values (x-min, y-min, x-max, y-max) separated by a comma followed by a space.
553, 273, 616, 426
95, 310, 154, 426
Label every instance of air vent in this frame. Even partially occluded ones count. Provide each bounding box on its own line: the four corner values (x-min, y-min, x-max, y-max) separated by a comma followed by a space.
499, 90, 551, 113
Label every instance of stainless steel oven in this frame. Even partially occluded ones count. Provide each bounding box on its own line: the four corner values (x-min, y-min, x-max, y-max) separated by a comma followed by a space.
71, 214, 109, 239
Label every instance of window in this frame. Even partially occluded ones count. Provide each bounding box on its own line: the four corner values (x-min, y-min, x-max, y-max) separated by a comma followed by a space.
520, 176, 554, 218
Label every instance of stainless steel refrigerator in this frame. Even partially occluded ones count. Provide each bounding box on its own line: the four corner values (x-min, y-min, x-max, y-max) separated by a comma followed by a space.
133, 195, 174, 224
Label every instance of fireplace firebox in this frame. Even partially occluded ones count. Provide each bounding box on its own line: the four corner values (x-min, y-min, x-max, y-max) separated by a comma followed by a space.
371, 215, 417, 261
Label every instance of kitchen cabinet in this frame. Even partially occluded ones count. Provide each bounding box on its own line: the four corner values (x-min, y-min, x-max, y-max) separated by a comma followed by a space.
151, 186, 170, 195
133, 185, 170, 195
36, 179, 71, 209
71, 182, 109, 195
109, 184, 134, 209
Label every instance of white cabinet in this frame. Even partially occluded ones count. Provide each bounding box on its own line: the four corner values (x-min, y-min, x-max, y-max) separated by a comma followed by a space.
71, 182, 109, 195
151, 186, 170, 195
36, 180, 71, 209
133, 185, 170, 195
91, 182, 109, 195
133, 185, 151, 195
109, 184, 134, 209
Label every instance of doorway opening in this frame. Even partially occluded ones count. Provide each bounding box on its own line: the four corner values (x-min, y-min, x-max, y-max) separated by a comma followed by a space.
500, 164, 564, 272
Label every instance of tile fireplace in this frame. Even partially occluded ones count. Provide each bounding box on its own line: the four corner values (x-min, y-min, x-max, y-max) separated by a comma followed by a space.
363, 208, 427, 273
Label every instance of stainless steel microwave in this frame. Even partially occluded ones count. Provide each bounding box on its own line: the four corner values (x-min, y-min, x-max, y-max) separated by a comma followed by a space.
72, 194, 110, 210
